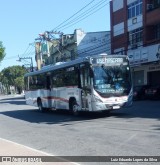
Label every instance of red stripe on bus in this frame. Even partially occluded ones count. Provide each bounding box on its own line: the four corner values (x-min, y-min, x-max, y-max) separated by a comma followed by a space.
42, 96, 69, 103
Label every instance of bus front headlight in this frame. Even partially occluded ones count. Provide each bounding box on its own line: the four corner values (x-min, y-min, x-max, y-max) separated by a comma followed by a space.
94, 95, 103, 102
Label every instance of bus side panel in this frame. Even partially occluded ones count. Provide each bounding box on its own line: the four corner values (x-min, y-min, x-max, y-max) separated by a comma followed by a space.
66, 87, 82, 111
25, 90, 38, 107
55, 87, 81, 111
55, 87, 68, 110
50, 88, 56, 109
25, 89, 51, 108
41, 89, 52, 108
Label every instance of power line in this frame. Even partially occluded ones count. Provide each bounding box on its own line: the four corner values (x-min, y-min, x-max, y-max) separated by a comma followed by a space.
56, 0, 109, 31
53, 0, 96, 31
20, 44, 35, 58
20, 44, 31, 57
3, 51, 35, 61
18, 57, 33, 71
3, 56, 18, 60
61, 3, 109, 31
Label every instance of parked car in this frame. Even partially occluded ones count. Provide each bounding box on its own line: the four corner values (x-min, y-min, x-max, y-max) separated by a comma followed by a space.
145, 85, 160, 100
133, 85, 150, 100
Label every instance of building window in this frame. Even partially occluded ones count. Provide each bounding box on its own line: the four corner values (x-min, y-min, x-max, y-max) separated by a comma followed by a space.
129, 28, 143, 47
128, 0, 142, 19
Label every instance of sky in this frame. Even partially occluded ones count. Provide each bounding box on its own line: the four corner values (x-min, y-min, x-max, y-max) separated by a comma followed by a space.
0, 0, 111, 71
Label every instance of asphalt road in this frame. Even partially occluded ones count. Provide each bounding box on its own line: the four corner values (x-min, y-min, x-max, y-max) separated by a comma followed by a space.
0, 95, 160, 165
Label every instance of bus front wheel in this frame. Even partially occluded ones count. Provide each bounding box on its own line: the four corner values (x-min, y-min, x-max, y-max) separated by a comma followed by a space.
70, 100, 79, 116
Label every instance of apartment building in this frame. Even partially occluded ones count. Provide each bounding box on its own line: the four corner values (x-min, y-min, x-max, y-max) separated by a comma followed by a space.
110, 0, 160, 86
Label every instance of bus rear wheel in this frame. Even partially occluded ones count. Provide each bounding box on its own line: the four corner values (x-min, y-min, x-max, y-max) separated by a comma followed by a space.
37, 99, 45, 112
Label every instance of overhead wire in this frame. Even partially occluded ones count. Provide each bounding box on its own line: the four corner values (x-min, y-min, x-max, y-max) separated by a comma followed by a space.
53, 0, 96, 31
20, 44, 31, 58
56, 0, 109, 31
61, 3, 109, 31
19, 44, 35, 58
3, 56, 18, 60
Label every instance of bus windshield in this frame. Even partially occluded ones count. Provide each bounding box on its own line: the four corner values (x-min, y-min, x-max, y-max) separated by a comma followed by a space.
93, 64, 131, 97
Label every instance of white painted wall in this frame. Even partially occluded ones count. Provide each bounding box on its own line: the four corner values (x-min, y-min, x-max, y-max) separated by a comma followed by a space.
75, 29, 111, 57
128, 44, 160, 66
128, 15, 143, 31
113, 22, 124, 36
114, 47, 125, 54
113, 0, 124, 12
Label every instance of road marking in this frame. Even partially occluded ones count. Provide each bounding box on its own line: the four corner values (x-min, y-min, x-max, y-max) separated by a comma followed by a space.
0, 137, 80, 165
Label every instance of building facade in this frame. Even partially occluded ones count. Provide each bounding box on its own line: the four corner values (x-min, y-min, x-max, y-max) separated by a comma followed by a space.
110, 0, 160, 86
76, 29, 111, 58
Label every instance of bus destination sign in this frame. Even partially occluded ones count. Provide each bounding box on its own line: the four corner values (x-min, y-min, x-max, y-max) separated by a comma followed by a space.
92, 57, 124, 64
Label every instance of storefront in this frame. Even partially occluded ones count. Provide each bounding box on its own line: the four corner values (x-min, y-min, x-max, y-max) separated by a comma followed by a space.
131, 63, 160, 86
129, 43, 160, 87
147, 64, 160, 86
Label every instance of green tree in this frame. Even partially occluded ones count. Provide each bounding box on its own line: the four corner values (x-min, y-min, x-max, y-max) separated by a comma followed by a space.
0, 72, 10, 94
0, 41, 6, 63
1, 65, 27, 94
15, 77, 25, 94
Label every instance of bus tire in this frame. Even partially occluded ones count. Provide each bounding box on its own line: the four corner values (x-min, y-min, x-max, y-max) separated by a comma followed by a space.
70, 99, 79, 116
37, 99, 45, 112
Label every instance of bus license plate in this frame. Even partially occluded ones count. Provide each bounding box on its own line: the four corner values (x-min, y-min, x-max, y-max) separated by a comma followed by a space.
113, 105, 120, 109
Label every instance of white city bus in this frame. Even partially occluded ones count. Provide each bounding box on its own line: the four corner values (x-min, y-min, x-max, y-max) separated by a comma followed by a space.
24, 54, 133, 115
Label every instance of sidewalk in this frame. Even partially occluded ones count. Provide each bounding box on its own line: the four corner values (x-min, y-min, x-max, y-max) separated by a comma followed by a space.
0, 94, 24, 99
0, 138, 78, 165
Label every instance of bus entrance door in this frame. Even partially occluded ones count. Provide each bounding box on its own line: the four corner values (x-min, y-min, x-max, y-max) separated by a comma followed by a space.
46, 75, 52, 109
80, 64, 92, 111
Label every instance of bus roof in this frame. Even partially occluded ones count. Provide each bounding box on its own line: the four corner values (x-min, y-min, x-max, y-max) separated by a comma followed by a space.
24, 54, 128, 77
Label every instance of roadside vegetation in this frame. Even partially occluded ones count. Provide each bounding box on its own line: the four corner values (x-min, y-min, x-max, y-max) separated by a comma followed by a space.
0, 41, 27, 94
0, 66, 27, 94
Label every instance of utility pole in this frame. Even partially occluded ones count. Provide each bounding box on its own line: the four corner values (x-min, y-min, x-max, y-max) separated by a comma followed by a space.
35, 30, 64, 66
34, 42, 42, 70
17, 56, 33, 72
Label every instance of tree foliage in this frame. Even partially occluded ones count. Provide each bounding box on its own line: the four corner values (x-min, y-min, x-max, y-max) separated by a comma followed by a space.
0, 41, 6, 63
0, 65, 27, 94
15, 77, 25, 94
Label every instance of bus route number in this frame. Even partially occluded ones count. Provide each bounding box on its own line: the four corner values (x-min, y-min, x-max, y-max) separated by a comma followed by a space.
97, 58, 106, 64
